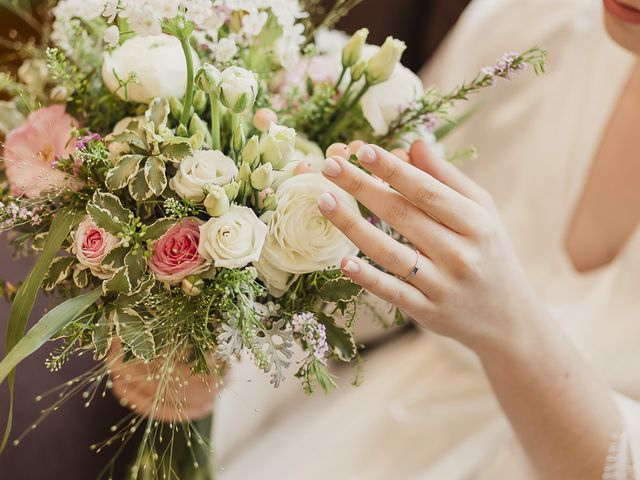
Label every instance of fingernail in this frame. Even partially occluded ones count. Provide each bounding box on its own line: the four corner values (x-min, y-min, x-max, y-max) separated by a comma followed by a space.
321, 157, 342, 177
342, 258, 361, 274
317, 192, 337, 212
356, 144, 377, 164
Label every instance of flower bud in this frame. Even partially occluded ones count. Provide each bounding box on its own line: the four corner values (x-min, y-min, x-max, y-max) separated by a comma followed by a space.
250, 163, 274, 191
342, 28, 369, 68
242, 135, 261, 168
260, 124, 296, 170
189, 113, 208, 138
351, 59, 367, 82
195, 64, 222, 94
176, 124, 189, 137
204, 185, 230, 217
193, 90, 207, 113
103, 25, 120, 47
237, 161, 252, 181
181, 276, 204, 296
223, 181, 240, 201
232, 120, 245, 153
262, 194, 278, 211
169, 97, 183, 119
253, 108, 278, 132
219, 66, 258, 114
365, 37, 406, 85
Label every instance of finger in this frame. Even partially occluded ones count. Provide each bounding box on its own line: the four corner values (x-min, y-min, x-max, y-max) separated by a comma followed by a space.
321, 155, 456, 261
340, 256, 432, 319
410, 140, 491, 207
317, 191, 440, 295
356, 143, 484, 235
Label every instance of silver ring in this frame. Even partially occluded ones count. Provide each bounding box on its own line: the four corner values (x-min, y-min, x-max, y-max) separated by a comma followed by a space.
399, 248, 420, 282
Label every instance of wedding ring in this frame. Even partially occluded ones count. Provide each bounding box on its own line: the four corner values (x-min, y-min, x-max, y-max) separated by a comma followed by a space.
399, 248, 420, 282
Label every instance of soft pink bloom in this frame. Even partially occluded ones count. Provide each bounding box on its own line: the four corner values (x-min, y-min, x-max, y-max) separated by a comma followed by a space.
149, 219, 209, 284
3, 105, 80, 198
73, 217, 122, 279
272, 54, 341, 94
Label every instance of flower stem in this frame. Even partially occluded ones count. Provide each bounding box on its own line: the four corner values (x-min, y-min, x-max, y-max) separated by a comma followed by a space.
323, 81, 371, 145
335, 65, 347, 90
180, 35, 195, 126
210, 94, 221, 151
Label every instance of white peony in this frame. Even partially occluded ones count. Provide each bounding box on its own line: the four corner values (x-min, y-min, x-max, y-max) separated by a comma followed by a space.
102, 34, 200, 104
255, 173, 359, 296
360, 63, 424, 136
199, 205, 268, 269
170, 150, 239, 202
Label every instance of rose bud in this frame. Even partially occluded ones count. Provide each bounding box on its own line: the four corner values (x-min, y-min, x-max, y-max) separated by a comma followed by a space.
224, 181, 241, 201
219, 66, 258, 114
342, 28, 369, 68
253, 108, 278, 132
350, 59, 367, 82
365, 37, 407, 85
251, 163, 274, 191
195, 63, 222, 94
242, 135, 261, 168
204, 185, 230, 217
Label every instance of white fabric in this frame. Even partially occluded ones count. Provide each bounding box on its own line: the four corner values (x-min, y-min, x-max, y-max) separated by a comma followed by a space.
212, 1, 640, 478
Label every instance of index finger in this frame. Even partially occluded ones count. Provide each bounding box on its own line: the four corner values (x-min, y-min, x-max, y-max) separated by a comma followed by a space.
355, 144, 483, 235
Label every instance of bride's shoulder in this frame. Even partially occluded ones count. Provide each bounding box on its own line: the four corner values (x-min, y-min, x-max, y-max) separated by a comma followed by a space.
423, 0, 599, 87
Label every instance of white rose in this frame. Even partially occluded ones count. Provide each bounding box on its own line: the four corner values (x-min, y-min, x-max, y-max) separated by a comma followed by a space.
360, 63, 424, 135
170, 150, 239, 202
256, 173, 359, 296
219, 66, 258, 114
199, 205, 268, 269
102, 34, 201, 104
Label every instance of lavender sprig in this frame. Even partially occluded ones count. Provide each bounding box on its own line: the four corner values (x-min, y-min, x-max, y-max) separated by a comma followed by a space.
376, 46, 548, 146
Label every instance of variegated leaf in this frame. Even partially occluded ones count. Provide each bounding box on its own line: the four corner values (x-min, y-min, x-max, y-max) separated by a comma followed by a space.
128, 169, 153, 202
109, 129, 147, 151
114, 276, 155, 308
145, 98, 169, 131
87, 191, 132, 235
144, 156, 167, 197
102, 246, 129, 270
102, 266, 131, 295
124, 249, 146, 288
142, 218, 174, 241
115, 308, 155, 361
160, 138, 193, 162
317, 313, 357, 362
92, 313, 112, 360
72, 266, 89, 289
43, 257, 76, 291
105, 154, 144, 191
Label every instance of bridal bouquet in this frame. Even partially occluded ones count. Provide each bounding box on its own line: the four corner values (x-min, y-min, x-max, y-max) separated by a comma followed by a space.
0, 0, 545, 477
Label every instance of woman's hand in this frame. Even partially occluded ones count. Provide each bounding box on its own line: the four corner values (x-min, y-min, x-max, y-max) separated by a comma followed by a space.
318, 140, 544, 356
108, 340, 223, 423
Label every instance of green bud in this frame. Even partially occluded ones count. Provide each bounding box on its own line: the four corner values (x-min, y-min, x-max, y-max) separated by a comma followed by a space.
342, 28, 369, 68
250, 163, 274, 191
219, 66, 258, 114
365, 36, 407, 85
189, 113, 208, 138
351, 59, 367, 82
238, 161, 252, 181
260, 124, 296, 170
262, 194, 278, 211
242, 135, 261, 168
223, 181, 240, 201
181, 276, 204, 296
193, 90, 207, 113
195, 64, 222, 94
204, 185, 230, 217
169, 97, 184, 119
233, 120, 245, 153
176, 124, 189, 137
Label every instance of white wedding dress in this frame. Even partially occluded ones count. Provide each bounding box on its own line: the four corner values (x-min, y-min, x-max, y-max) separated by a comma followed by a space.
213, 0, 640, 478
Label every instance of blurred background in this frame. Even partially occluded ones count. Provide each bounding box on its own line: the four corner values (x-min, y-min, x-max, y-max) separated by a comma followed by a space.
0, 1, 471, 478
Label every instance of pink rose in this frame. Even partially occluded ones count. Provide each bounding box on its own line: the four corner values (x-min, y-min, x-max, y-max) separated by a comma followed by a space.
73, 217, 122, 279
3, 105, 80, 198
149, 219, 209, 284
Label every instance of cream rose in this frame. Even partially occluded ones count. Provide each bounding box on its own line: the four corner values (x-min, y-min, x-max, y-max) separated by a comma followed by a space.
255, 173, 359, 296
72, 217, 121, 279
199, 205, 268, 269
170, 150, 238, 202
102, 34, 200, 104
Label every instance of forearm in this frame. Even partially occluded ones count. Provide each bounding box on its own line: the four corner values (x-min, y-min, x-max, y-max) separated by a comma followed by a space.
477, 309, 622, 480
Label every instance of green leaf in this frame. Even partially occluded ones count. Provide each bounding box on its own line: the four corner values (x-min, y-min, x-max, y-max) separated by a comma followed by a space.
319, 277, 362, 304
142, 218, 174, 241
114, 276, 155, 308
124, 249, 146, 288
145, 98, 169, 130
72, 266, 89, 289
105, 154, 144, 191
317, 313, 357, 362
1, 209, 81, 451
160, 137, 192, 162
128, 169, 153, 202
43, 256, 76, 291
102, 245, 129, 270
92, 314, 112, 360
110, 129, 148, 151
102, 266, 131, 295
87, 191, 132, 235
144, 156, 167, 196
115, 308, 155, 361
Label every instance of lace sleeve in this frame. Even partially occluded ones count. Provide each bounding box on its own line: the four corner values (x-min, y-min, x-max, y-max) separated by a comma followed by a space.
603, 395, 640, 480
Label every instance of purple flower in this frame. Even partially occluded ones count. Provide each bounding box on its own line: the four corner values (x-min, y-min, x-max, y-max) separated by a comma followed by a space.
292, 312, 330, 363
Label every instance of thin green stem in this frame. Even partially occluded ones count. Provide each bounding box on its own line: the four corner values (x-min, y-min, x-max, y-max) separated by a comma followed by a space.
323, 81, 371, 144
210, 94, 221, 151
335, 65, 347, 90
180, 36, 195, 126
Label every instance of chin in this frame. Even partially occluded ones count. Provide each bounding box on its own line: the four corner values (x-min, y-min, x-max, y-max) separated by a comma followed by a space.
604, 11, 640, 54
